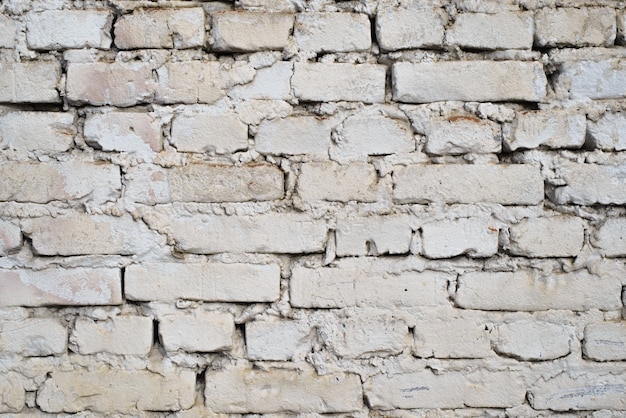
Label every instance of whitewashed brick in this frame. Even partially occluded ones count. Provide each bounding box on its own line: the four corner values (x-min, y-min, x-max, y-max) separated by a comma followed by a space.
336, 215, 412, 257
393, 164, 543, 205
555, 59, 626, 100
588, 112, 626, 151
290, 266, 451, 308
414, 319, 491, 359
0, 111, 74, 152
594, 218, 626, 257
584, 323, 626, 361
447, 12, 533, 50
0, 161, 120, 204
509, 216, 584, 258
84, 112, 161, 155
37, 370, 195, 413
125, 262, 280, 303
71, 316, 152, 355
228, 61, 293, 101
246, 319, 313, 361
425, 117, 500, 155
255, 116, 331, 156
0, 14, 16, 48
0, 220, 21, 256
0, 267, 122, 307
535, 7, 616, 47
0, 62, 61, 103
455, 270, 622, 311
422, 217, 499, 259
327, 316, 409, 358
293, 63, 386, 103
115, 8, 205, 49
27, 10, 112, 50
503, 110, 586, 151
297, 162, 378, 202
170, 112, 248, 154
155, 62, 224, 104
376, 7, 445, 51
0, 372, 24, 413
550, 162, 626, 205
393, 61, 547, 103
295, 12, 370, 53
337, 115, 415, 157
212, 11, 293, 51
159, 311, 233, 352
205, 364, 363, 413
619, 11, 626, 44
0, 319, 66, 356
493, 321, 571, 361
124, 164, 170, 204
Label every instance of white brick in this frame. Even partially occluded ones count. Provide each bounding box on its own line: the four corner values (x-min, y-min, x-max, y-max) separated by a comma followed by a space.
37, 370, 195, 413
455, 270, 622, 311
290, 266, 451, 309
493, 321, 571, 361
588, 112, 626, 151
0, 62, 61, 103
205, 364, 363, 413
155, 62, 224, 104
619, 11, 626, 44
425, 117, 500, 155
84, 112, 161, 155
125, 262, 280, 303
336, 215, 412, 257
503, 110, 586, 151
0, 220, 21, 256
509, 216, 584, 258
0, 111, 74, 152
376, 7, 445, 51
535, 7, 616, 47
0, 372, 24, 413
550, 162, 626, 205
212, 11, 293, 51
393, 61, 547, 103
71, 316, 152, 355
170, 111, 248, 154
413, 319, 492, 359
555, 59, 626, 100
393, 164, 543, 205
228, 61, 293, 101
0, 267, 122, 307
295, 12, 370, 53
336, 115, 415, 157
583, 323, 626, 361
0, 161, 120, 204
292, 63, 386, 103
255, 116, 331, 156
0, 318, 66, 356
159, 311, 233, 352
124, 164, 170, 204
26, 10, 112, 50
421, 217, 499, 259
0, 14, 16, 48
297, 162, 378, 202
327, 316, 409, 358
447, 12, 532, 50
594, 218, 626, 257
114, 8, 205, 49
246, 319, 313, 361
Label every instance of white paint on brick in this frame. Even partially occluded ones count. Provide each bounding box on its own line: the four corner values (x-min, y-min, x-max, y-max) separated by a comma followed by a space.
0, 372, 25, 413
246, 319, 313, 361
295, 12, 371, 53
447, 11, 533, 50
421, 217, 499, 259
583, 323, 626, 361
587, 112, 626, 151
509, 216, 584, 258
413, 319, 492, 359
425, 117, 501, 155
376, 7, 446, 51
84, 111, 161, 156
0, 319, 67, 356
550, 162, 626, 205
229, 61, 293, 101
593, 218, 626, 257
556, 59, 626, 100
0, 111, 74, 153
0, 62, 61, 103
503, 110, 586, 151
493, 321, 572, 361
71, 316, 152, 355
336, 215, 412, 256
0, 14, 16, 48
535, 7, 616, 47
27, 10, 112, 50
170, 111, 248, 154
255, 116, 331, 156
297, 162, 378, 202
0, 220, 21, 256
335, 115, 415, 158
212, 11, 294, 51
159, 311, 234, 353
155, 62, 224, 104
327, 315, 409, 359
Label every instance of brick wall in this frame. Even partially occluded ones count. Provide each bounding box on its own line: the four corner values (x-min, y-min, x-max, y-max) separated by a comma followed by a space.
1, 0, 626, 416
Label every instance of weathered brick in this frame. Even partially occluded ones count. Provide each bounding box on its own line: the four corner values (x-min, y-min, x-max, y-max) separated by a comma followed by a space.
0, 111, 74, 152
503, 110, 586, 151
326, 316, 409, 358
297, 162, 378, 202
493, 321, 572, 361
555, 59, 626, 100
160, 311, 233, 352
155, 62, 224, 104
71, 316, 152, 355
66, 62, 155, 107
125, 262, 280, 303
509, 216, 584, 258
376, 7, 445, 51
228, 61, 293, 101
583, 323, 626, 361
255, 116, 331, 156
26, 10, 112, 50
393, 164, 543, 205
549, 162, 626, 205
422, 217, 499, 259
393, 61, 547, 103
619, 11, 626, 44
84, 111, 161, 154
0, 220, 21, 256
455, 270, 622, 311
447, 12, 533, 50
594, 218, 626, 257
0, 318, 67, 356
290, 266, 451, 309
114, 8, 205, 49
336, 215, 412, 257
425, 117, 500, 155
37, 370, 195, 413
413, 319, 492, 359
295, 12, 370, 53
587, 112, 626, 151
0, 372, 24, 413
337, 115, 415, 157
0, 62, 61, 103
170, 111, 248, 154
0, 14, 16, 48
535, 7, 616, 47
205, 364, 363, 413
246, 319, 313, 361
0, 161, 120, 204
26, 214, 163, 256
212, 11, 293, 51
292, 63, 386, 103
0, 267, 122, 307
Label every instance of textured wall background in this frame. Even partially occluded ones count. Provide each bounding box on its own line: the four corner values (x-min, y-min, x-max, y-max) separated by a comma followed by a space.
1, 0, 626, 416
